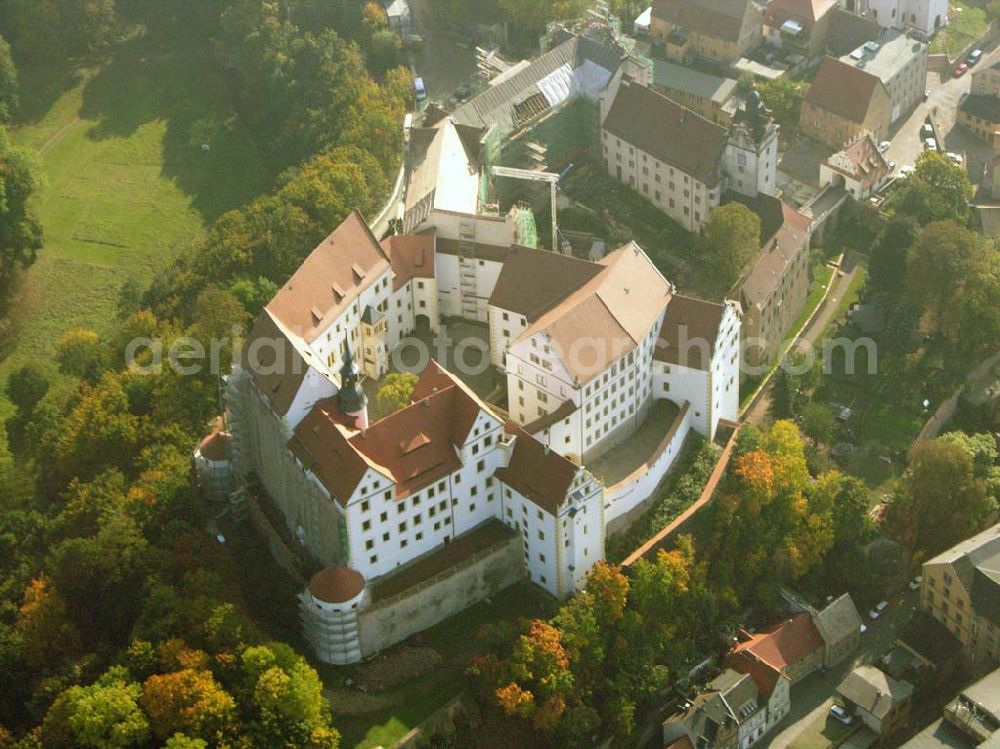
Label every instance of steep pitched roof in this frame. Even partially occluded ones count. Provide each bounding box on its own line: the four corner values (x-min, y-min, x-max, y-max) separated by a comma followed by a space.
603, 80, 727, 186
242, 309, 322, 417
383, 232, 436, 291
517, 243, 673, 383
654, 294, 727, 370
451, 35, 621, 133
765, 0, 837, 30
265, 211, 390, 343
823, 132, 889, 189
289, 362, 497, 502
813, 593, 864, 646
405, 118, 481, 218
488, 245, 605, 321
731, 612, 825, 672
652, 0, 755, 42
495, 425, 579, 514
837, 666, 914, 719
729, 649, 784, 698
735, 194, 811, 309
805, 57, 886, 124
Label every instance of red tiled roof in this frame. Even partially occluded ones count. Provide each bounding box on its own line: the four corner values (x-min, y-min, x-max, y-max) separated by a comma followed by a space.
382, 231, 436, 291
266, 211, 390, 343
495, 424, 578, 514
289, 362, 498, 503
309, 565, 365, 603
730, 612, 824, 673
765, 0, 837, 31
728, 649, 783, 697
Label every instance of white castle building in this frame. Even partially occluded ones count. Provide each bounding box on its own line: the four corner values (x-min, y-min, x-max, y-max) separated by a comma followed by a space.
226, 206, 740, 665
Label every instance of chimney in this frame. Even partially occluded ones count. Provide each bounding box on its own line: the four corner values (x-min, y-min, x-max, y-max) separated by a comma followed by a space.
543, 443, 551, 455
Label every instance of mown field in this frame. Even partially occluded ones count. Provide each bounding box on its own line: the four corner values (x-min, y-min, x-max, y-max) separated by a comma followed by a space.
2, 18, 275, 406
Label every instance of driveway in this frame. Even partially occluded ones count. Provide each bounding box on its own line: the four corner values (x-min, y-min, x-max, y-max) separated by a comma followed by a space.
407, 0, 478, 101
883, 50, 994, 182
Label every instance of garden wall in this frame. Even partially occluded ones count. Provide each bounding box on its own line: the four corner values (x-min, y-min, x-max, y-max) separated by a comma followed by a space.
358, 534, 524, 657
604, 402, 692, 534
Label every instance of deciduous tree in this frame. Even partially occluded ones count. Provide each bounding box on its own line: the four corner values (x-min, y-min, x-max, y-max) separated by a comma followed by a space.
0, 36, 17, 123
695, 203, 761, 288
374, 372, 418, 419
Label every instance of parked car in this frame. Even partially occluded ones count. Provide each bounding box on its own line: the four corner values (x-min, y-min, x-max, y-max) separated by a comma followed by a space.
924, 137, 938, 152
869, 600, 889, 620
887, 160, 896, 171
860, 623, 868, 635
954, 62, 969, 77
921, 122, 934, 138
878, 140, 891, 153
414, 77, 427, 102
968, 49, 983, 66
908, 576, 923, 590
830, 705, 854, 725
946, 151, 964, 166
900, 164, 915, 177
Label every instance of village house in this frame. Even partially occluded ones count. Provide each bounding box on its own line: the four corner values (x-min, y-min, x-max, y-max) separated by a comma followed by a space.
728, 612, 826, 685
813, 593, 865, 667
763, 0, 838, 61
838, 29, 928, 124
650, 0, 764, 64
800, 57, 892, 149
819, 131, 891, 200
921, 523, 1000, 670
836, 666, 915, 738
663, 669, 778, 749
958, 95, 1000, 143
651, 59, 740, 125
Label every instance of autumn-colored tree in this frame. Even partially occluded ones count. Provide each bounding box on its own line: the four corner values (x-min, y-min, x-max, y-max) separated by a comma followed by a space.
16, 576, 82, 669
140, 668, 236, 744
56, 328, 104, 382
890, 438, 992, 560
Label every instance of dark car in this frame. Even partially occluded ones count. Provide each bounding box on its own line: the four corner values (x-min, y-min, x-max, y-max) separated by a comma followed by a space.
968, 49, 983, 66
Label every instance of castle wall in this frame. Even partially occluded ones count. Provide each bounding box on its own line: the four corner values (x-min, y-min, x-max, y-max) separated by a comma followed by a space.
357, 533, 524, 657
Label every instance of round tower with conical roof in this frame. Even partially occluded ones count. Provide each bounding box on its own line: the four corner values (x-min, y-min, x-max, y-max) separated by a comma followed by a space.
338, 344, 369, 429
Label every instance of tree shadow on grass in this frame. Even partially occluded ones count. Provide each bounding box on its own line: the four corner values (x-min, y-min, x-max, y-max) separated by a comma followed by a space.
76, 6, 280, 224
12, 61, 84, 127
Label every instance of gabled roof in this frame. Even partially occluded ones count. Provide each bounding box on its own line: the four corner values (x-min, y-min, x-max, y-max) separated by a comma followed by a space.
383, 232, 436, 291
813, 593, 864, 646
731, 612, 825, 673
488, 244, 605, 321
495, 424, 580, 514
517, 243, 673, 383
265, 211, 390, 344
765, 0, 837, 30
405, 118, 481, 217
652, 59, 739, 106
734, 194, 810, 309
242, 309, 323, 417
451, 35, 621, 134
289, 362, 497, 502
654, 294, 727, 370
837, 666, 913, 719
604, 80, 727, 186
805, 57, 886, 124
729, 649, 784, 698
823, 132, 889, 188
652, 0, 756, 42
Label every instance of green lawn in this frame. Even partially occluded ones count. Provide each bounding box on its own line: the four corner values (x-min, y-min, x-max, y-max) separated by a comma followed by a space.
930, 0, 990, 56
2, 21, 274, 403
